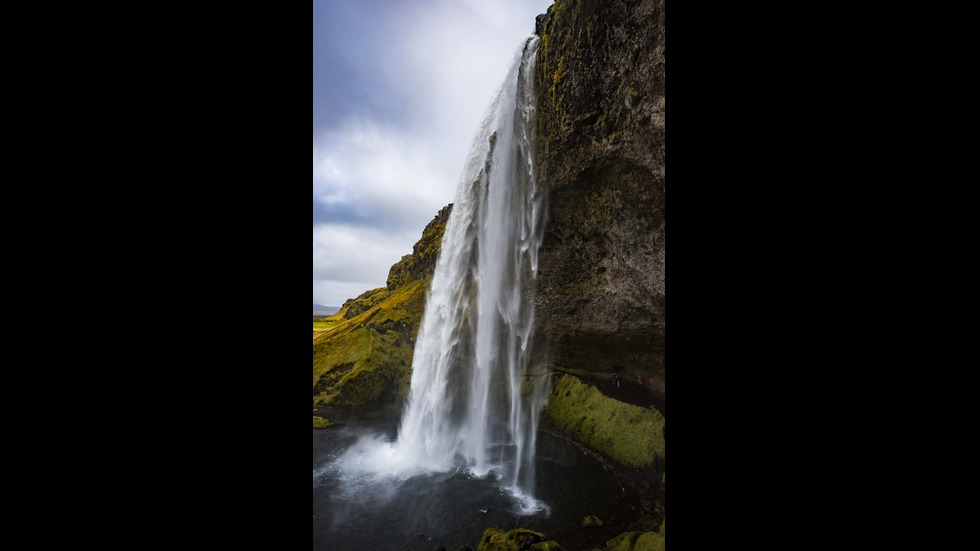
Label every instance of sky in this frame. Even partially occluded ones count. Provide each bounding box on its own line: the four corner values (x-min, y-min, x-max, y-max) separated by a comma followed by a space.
313, 0, 554, 308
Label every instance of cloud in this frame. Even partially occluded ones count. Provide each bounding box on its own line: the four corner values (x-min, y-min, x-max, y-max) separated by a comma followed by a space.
313, 222, 415, 306
313, 118, 448, 232
313, 0, 554, 306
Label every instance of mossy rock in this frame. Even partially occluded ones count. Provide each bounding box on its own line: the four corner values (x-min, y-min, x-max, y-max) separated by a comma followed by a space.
477, 528, 564, 551
604, 531, 663, 551
582, 515, 604, 528
313, 279, 427, 408
546, 374, 664, 468
312, 416, 332, 429
632, 531, 664, 551
605, 532, 641, 551
602, 523, 664, 551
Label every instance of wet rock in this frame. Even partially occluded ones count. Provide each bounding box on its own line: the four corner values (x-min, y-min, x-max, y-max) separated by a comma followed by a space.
582, 515, 604, 528
532, 0, 665, 390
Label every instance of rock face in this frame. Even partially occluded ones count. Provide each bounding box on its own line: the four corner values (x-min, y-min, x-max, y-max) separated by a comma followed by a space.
532, 0, 665, 390
340, 287, 388, 319
385, 204, 453, 293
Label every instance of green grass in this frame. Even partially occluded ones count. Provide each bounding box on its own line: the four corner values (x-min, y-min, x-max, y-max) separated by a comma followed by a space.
313, 321, 337, 329
312, 279, 427, 408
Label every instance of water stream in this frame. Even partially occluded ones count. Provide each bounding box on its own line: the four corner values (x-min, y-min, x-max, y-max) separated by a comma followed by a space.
314, 36, 587, 550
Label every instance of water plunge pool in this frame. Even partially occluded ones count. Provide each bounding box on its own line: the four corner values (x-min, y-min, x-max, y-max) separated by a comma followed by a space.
312, 405, 634, 551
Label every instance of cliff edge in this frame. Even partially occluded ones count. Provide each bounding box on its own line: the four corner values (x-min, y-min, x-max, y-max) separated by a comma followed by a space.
312, 205, 452, 410
533, 0, 665, 393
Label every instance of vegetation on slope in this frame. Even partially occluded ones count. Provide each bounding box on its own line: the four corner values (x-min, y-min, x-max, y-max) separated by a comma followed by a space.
312, 279, 427, 408
312, 206, 451, 410
546, 373, 665, 469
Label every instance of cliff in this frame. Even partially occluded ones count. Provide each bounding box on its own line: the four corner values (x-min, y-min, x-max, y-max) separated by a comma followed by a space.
528, 6, 667, 538
313, 2, 667, 545
314, 0, 666, 455
312, 205, 451, 409
533, 0, 665, 393
384, 204, 453, 293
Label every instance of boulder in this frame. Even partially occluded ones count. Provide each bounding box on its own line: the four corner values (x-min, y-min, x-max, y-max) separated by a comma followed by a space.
477, 528, 564, 551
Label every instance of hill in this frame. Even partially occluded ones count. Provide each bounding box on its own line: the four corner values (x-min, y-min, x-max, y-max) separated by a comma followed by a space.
312, 206, 451, 409
313, 303, 340, 316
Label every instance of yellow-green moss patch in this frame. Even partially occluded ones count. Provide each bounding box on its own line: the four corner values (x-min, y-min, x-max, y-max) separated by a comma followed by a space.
312, 416, 333, 429
477, 528, 564, 551
603, 529, 664, 551
312, 279, 427, 408
546, 374, 664, 468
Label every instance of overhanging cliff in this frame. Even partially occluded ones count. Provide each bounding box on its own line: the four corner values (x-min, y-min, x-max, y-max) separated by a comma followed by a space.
533, 0, 665, 391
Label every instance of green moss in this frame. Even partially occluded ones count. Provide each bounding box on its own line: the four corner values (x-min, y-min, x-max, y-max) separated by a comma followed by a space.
582, 515, 603, 527
553, 59, 566, 88
632, 531, 665, 551
478, 528, 563, 551
601, 529, 664, 551
554, 281, 595, 295
312, 416, 333, 429
605, 532, 641, 551
546, 374, 665, 468
312, 279, 428, 408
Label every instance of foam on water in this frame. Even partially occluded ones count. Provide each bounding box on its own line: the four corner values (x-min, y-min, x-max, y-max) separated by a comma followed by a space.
503, 485, 552, 517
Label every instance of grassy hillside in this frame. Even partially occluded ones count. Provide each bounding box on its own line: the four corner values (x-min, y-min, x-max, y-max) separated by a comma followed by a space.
313, 278, 428, 409
313, 206, 451, 413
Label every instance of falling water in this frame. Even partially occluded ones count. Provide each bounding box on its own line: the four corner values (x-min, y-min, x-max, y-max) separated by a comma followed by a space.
332, 36, 548, 513
332, 36, 545, 509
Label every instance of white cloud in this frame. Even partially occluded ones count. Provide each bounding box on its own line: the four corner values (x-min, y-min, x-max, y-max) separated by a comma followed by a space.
313, 0, 554, 307
313, 223, 415, 306
313, 119, 450, 229
384, 1, 549, 191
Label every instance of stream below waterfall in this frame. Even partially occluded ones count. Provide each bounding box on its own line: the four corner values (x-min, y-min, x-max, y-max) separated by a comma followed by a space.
313, 404, 636, 551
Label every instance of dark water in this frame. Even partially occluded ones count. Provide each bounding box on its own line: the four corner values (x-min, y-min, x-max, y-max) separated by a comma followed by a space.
313, 406, 633, 551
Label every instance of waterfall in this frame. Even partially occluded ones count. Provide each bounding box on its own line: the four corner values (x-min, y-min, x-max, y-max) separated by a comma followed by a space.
395, 35, 549, 503
333, 35, 548, 513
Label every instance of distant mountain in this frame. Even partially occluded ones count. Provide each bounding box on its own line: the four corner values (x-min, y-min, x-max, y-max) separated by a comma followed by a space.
313, 303, 340, 316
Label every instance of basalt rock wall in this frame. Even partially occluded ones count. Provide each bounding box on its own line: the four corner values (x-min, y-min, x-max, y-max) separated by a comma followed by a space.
533, 0, 665, 390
